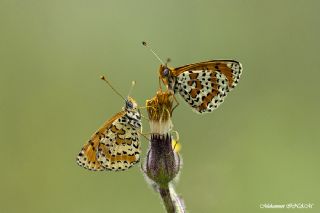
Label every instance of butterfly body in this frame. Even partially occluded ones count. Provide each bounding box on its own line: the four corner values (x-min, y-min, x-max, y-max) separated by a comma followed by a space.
159, 60, 242, 113
76, 97, 142, 171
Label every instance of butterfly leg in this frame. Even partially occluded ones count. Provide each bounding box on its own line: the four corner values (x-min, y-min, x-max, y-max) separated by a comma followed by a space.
138, 106, 148, 109
159, 76, 169, 92
159, 76, 166, 92
136, 107, 150, 121
138, 106, 158, 121
138, 131, 151, 142
172, 94, 180, 113
141, 114, 150, 121
139, 105, 157, 111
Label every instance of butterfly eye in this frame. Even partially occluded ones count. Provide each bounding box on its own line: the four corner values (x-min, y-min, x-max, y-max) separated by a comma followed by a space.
126, 100, 133, 109
163, 68, 169, 76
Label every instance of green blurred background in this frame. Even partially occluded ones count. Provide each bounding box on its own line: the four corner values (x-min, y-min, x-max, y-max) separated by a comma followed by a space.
1, 0, 319, 212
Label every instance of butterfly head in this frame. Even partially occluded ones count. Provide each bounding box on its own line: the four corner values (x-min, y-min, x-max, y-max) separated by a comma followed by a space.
163, 67, 170, 76
125, 96, 138, 111
159, 64, 170, 77
125, 96, 142, 129
159, 64, 176, 90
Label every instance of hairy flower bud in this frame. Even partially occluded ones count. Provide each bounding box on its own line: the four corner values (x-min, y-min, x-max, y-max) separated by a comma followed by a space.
145, 133, 180, 187
144, 90, 181, 185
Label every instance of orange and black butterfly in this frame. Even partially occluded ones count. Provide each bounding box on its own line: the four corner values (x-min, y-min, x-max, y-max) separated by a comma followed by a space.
158, 60, 242, 113
76, 77, 141, 171
143, 42, 242, 114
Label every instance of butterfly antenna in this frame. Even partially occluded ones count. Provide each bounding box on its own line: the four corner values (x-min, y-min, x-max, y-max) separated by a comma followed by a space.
142, 41, 165, 65
165, 58, 171, 67
127, 80, 136, 97
100, 75, 126, 101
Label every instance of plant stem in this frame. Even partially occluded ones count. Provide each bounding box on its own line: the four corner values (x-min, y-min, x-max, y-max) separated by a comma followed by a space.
159, 185, 175, 213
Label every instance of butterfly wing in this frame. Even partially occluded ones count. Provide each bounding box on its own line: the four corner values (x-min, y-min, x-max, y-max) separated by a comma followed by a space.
172, 60, 242, 113
97, 112, 141, 171
76, 111, 125, 171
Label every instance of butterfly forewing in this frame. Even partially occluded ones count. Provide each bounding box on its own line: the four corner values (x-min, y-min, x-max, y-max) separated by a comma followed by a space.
76, 112, 123, 171
172, 60, 242, 113
76, 110, 141, 171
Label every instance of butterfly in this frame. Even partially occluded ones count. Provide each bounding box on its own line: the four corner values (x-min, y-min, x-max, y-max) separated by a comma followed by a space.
76, 77, 142, 171
158, 60, 242, 113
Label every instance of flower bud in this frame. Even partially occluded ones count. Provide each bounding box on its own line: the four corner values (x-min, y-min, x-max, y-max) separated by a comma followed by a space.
145, 133, 180, 187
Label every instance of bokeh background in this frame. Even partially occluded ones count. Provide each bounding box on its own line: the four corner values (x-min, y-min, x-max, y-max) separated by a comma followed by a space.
1, 0, 319, 212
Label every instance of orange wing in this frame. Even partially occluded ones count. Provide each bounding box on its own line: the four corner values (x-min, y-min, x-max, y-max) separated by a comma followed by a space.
172, 60, 241, 88
76, 111, 125, 171
171, 60, 242, 113
96, 116, 141, 171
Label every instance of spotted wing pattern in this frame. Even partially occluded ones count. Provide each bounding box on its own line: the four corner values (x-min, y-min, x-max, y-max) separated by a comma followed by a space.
97, 114, 141, 171
172, 60, 242, 113
76, 111, 141, 171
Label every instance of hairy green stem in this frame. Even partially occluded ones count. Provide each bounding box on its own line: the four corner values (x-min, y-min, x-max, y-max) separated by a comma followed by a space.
159, 185, 175, 213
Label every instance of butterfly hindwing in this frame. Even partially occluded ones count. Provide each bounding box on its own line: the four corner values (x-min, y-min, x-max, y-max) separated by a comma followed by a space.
172, 60, 242, 113
174, 69, 228, 113
97, 114, 141, 171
